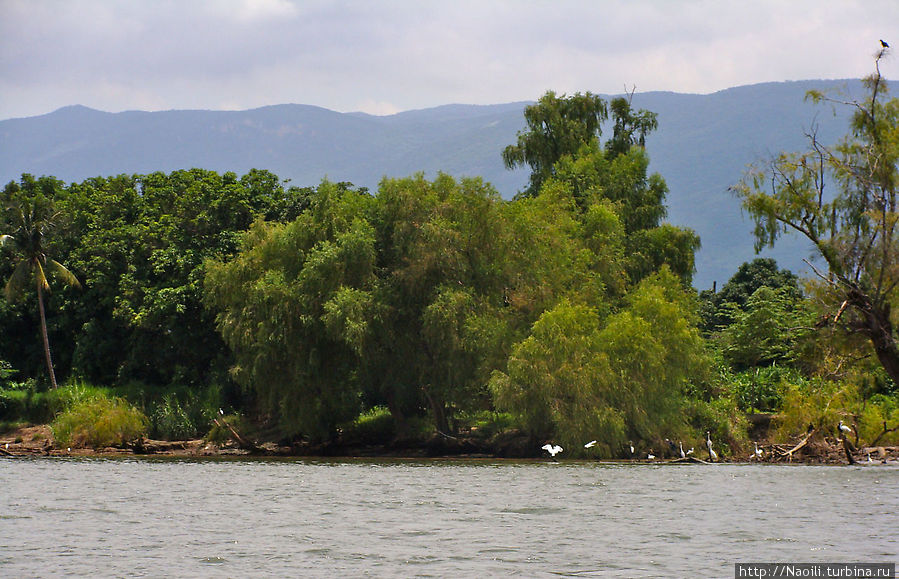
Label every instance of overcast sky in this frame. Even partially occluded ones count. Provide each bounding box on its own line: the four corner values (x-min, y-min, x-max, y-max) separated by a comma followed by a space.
2, 0, 897, 120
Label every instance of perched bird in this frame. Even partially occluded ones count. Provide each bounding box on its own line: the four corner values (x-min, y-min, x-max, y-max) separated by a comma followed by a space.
584, 440, 597, 449
706, 431, 718, 462
881, 39, 890, 48
838, 420, 853, 436
679, 441, 686, 459
542, 443, 563, 458
754, 442, 763, 459
647, 452, 655, 460
867, 452, 873, 464
686, 447, 694, 456
628, 441, 635, 458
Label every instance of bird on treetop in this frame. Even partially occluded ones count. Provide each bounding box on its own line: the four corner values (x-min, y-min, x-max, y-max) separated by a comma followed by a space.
881, 39, 890, 48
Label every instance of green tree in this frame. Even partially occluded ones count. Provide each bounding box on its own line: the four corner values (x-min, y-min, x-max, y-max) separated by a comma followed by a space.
605, 94, 659, 158
205, 180, 377, 439
490, 268, 708, 456
700, 258, 801, 332
719, 286, 810, 369
732, 53, 899, 385
1, 176, 80, 389
502, 91, 608, 197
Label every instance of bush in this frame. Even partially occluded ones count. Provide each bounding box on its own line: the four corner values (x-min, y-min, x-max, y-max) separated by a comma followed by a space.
205, 412, 243, 444
457, 410, 515, 439
151, 393, 199, 440
732, 366, 801, 413
51, 395, 147, 448
340, 406, 396, 444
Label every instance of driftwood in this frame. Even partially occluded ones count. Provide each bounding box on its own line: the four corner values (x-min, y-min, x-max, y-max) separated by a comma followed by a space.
667, 456, 710, 464
212, 416, 260, 452
773, 428, 815, 462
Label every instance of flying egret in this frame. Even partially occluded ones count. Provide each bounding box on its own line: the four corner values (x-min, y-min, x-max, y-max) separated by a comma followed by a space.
706, 431, 718, 462
584, 440, 597, 449
542, 443, 563, 458
679, 441, 686, 459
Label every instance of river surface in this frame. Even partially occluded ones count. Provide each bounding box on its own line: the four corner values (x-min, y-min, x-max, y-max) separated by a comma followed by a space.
1, 457, 896, 577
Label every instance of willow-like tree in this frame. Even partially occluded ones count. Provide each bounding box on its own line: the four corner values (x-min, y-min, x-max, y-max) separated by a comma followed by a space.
1, 177, 80, 389
489, 268, 708, 457
732, 49, 899, 384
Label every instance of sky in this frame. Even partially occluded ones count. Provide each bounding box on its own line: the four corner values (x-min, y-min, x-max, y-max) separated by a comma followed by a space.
1, 0, 897, 120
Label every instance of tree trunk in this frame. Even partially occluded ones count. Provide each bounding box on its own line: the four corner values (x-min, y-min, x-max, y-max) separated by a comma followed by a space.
854, 290, 899, 386
37, 284, 59, 389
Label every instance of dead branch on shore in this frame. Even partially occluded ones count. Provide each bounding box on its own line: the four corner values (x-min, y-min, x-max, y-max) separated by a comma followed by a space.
772, 428, 816, 462
869, 420, 899, 447
212, 415, 259, 452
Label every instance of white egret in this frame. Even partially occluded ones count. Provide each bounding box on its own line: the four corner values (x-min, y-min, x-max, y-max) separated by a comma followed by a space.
754, 442, 763, 459
542, 443, 563, 458
867, 452, 873, 464
679, 441, 686, 459
628, 441, 635, 458
686, 447, 694, 455
838, 420, 852, 436
647, 452, 655, 460
706, 431, 718, 462
584, 440, 597, 449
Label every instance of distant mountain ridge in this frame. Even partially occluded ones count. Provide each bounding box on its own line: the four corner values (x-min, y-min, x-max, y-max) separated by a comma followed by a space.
0, 80, 863, 288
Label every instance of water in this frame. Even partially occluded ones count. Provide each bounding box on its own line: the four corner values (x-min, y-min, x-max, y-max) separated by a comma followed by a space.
1, 458, 896, 577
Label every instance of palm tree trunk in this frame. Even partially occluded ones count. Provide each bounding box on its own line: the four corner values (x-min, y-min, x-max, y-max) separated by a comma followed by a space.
36, 284, 59, 389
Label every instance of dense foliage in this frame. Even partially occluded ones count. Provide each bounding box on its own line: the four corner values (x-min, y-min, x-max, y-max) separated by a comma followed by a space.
2, 81, 897, 454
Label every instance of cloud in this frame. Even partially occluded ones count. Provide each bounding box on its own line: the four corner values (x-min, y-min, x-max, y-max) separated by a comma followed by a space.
1, 0, 897, 119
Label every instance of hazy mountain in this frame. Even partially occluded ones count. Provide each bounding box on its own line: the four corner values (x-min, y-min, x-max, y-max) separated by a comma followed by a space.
0, 79, 862, 288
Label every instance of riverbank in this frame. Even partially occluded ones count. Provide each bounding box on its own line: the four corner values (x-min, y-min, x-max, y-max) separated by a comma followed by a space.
2, 423, 897, 464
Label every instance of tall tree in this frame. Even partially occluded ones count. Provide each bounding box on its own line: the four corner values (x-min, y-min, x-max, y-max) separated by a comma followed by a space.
1, 176, 80, 389
732, 51, 899, 384
502, 91, 608, 197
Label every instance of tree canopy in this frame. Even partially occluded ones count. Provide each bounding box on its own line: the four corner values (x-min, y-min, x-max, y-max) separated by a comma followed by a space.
732, 53, 899, 385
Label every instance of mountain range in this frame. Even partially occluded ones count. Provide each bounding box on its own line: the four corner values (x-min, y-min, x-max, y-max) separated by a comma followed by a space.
0, 79, 863, 289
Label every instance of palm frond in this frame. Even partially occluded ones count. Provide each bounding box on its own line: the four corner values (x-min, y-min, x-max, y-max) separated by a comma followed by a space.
47, 259, 81, 289
33, 260, 50, 293
4, 260, 32, 301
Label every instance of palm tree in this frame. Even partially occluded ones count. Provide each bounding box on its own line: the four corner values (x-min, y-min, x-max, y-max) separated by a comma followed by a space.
1, 197, 80, 389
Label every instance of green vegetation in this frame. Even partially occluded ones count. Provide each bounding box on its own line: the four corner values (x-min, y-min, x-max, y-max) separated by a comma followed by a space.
2, 63, 897, 455
51, 393, 146, 449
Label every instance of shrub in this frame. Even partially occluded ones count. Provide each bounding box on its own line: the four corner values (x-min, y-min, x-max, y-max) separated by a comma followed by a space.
731, 366, 802, 413
340, 406, 396, 444
151, 393, 197, 440
205, 413, 243, 444
52, 396, 147, 448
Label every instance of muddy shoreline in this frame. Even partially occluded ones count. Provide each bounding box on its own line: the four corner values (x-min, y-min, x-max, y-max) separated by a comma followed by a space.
2, 424, 897, 465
